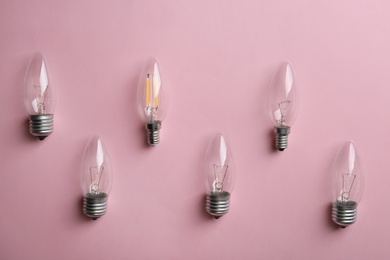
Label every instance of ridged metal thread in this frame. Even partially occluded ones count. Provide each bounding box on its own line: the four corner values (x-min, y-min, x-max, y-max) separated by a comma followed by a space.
83, 193, 108, 220
29, 114, 54, 140
146, 121, 161, 146
206, 191, 230, 219
332, 200, 357, 228
274, 126, 290, 151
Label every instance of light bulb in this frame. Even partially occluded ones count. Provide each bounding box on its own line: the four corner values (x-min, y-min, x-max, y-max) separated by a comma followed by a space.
137, 57, 168, 146
81, 136, 113, 220
205, 133, 236, 219
267, 62, 298, 151
24, 52, 55, 140
331, 141, 364, 228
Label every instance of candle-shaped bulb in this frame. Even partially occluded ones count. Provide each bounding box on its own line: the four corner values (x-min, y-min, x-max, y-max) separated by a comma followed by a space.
81, 136, 113, 220
24, 52, 56, 140
267, 62, 298, 151
137, 57, 168, 146
205, 133, 236, 219
331, 141, 364, 228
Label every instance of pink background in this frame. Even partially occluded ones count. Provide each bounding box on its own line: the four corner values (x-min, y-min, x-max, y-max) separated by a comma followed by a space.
1, 0, 389, 259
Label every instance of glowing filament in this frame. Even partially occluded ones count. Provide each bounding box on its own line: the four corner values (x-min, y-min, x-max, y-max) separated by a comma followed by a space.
146, 74, 151, 107
145, 73, 160, 121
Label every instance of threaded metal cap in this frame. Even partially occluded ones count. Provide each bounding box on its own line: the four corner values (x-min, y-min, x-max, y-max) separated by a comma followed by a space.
274, 125, 290, 151
332, 200, 358, 228
206, 191, 230, 219
146, 121, 161, 146
83, 193, 108, 220
29, 114, 54, 140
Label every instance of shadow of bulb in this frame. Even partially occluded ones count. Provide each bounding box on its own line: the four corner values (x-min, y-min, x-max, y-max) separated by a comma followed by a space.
81, 136, 113, 220
205, 133, 236, 219
24, 52, 56, 140
267, 62, 298, 151
331, 141, 364, 228
137, 57, 169, 146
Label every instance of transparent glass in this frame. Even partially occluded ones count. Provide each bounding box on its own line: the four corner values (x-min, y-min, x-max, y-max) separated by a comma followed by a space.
267, 62, 298, 127
205, 133, 236, 193
137, 57, 168, 123
81, 136, 113, 196
24, 52, 56, 115
331, 141, 364, 203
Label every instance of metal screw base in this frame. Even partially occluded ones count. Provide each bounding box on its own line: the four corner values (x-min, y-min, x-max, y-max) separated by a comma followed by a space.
206, 191, 230, 219
332, 200, 358, 228
29, 114, 54, 140
83, 193, 108, 220
146, 121, 161, 146
275, 126, 290, 151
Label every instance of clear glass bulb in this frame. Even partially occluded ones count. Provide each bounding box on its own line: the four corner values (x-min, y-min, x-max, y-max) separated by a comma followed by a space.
24, 52, 56, 140
267, 62, 298, 151
331, 141, 364, 227
205, 133, 236, 219
137, 57, 168, 146
81, 136, 113, 220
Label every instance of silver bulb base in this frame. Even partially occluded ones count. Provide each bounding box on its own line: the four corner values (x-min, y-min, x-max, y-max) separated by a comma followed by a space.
206, 191, 230, 219
332, 200, 358, 228
83, 193, 108, 220
29, 114, 54, 140
146, 121, 161, 146
274, 125, 290, 151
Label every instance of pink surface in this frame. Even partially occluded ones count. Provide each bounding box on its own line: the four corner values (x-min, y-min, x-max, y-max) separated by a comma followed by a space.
1, 0, 390, 259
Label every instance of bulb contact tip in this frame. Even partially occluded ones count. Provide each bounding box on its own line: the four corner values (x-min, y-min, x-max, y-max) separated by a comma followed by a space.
146, 121, 161, 146
274, 126, 290, 151
29, 114, 54, 140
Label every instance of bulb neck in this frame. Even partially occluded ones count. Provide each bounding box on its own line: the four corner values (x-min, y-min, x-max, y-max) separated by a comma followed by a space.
83, 192, 108, 220
146, 121, 161, 146
332, 200, 358, 228
29, 114, 54, 140
274, 125, 290, 151
206, 191, 231, 219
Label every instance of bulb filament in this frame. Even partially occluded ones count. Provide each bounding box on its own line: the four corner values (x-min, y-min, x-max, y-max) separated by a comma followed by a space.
33, 84, 48, 114
145, 74, 159, 122
89, 166, 104, 195
278, 100, 291, 126
340, 173, 356, 202
213, 164, 228, 192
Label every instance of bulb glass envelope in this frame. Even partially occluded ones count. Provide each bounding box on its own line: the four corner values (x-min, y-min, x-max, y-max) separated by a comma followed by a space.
137, 57, 168, 123
205, 133, 236, 194
24, 52, 56, 115
81, 136, 113, 197
332, 141, 364, 204
267, 62, 298, 127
